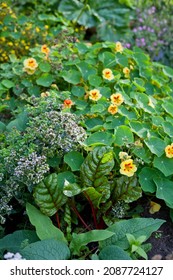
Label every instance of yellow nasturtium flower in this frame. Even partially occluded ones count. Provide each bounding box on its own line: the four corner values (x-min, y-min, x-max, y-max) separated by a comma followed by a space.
115, 41, 123, 53
119, 152, 131, 160
120, 159, 137, 177
41, 44, 50, 55
110, 93, 124, 106
165, 143, 173, 158
123, 67, 130, 78
23, 58, 38, 70
89, 89, 102, 101
102, 68, 114, 81
108, 104, 118, 115
149, 201, 161, 214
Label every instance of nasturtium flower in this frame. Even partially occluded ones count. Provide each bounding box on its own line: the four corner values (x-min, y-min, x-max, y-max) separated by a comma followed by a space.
110, 93, 124, 106
41, 91, 50, 98
102, 68, 114, 80
123, 67, 130, 78
23, 58, 38, 70
119, 152, 131, 160
63, 99, 74, 108
41, 44, 50, 55
89, 89, 102, 101
115, 41, 123, 53
108, 104, 118, 115
120, 159, 137, 177
165, 143, 173, 158
149, 201, 161, 214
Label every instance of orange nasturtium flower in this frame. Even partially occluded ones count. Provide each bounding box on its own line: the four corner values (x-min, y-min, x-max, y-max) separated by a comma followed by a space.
41, 44, 50, 56
120, 159, 137, 177
102, 68, 114, 81
123, 67, 130, 78
110, 93, 124, 106
63, 99, 74, 108
165, 143, 173, 158
115, 41, 123, 53
89, 89, 102, 101
108, 104, 118, 115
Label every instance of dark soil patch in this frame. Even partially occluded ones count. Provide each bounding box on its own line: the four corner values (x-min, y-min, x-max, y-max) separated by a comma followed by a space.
139, 196, 173, 260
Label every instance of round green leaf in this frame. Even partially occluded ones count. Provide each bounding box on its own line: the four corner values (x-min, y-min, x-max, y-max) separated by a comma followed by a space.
144, 137, 165, 157
114, 125, 134, 146
154, 177, 173, 208
61, 69, 81, 84
138, 167, 161, 193
88, 74, 102, 87
39, 61, 51, 72
86, 131, 114, 146
36, 73, 54, 87
64, 151, 84, 171
1, 79, 14, 88
153, 155, 173, 177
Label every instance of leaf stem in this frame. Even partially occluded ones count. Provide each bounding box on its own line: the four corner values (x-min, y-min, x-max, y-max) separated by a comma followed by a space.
71, 203, 91, 231
84, 191, 98, 229
55, 212, 61, 229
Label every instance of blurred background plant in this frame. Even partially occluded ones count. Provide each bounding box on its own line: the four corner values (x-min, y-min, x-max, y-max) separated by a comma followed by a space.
124, 0, 173, 67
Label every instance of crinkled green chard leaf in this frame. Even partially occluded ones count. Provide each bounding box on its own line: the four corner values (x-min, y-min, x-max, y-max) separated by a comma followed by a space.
33, 173, 68, 216
80, 146, 114, 207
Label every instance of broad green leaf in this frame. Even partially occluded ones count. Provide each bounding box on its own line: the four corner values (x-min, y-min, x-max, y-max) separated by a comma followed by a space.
138, 167, 162, 193
144, 137, 165, 157
1, 79, 14, 88
98, 51, 117, 68
163, 66, 173, 78
6, 111, 28, 132
129, 121, 150, 138
26, 203, 66, 243
153, 155, 173, 177
33, 173, 68, 216
100, 218, 165, 249
85, 117, 104, 131
116, 53, 128, 67
133, 78, 146, 92
99, 245, 132, 260
114, 125, 134, 146
64, 151, 84, 171
0, 230, 38, 252
90, 104, 105, 113
80, 146, 114, 205
162, 121, 173, 137
88, 74, 102, 87
39, 61, 51, 72
162, 101, 173, 117
38, 14, 59, 21
57, 171, 75, 188
133, 146, 152, 164
86, 131, 114, 146
36, 73, 54, 87
154, 177, 173, 208
0, 121, 6, 132
71, 86, 85, 97
21, 239, 70, 260
77, 62, 97, 80
114, 176, 142, 203
61, 70, 81, 84
70, 230, 115, 256
63, 182, 82, 197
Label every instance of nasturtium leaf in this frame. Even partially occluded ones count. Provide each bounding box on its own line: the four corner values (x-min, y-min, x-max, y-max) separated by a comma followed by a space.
88, 74, 102, 87
116, 53, 128, 67
21, 239, 70, 260
100, 218, 165, 250
99, 245, 132, 260
76, 42, 89, 54
153, 155, 173, 177
38, 14, 59, 21
33, 173, 68, 216
39, 61, 51, 72
129, 121, 150, 138
162, 101, 173, 117
57, 171, 75, 188
0, 230, 39, 253
26, 203, 66, 242
114, 125, 134, 146
77, 62, 97, 80
71, 86, 85, 97
0, 121, 6, 132
6, 111, 28, 132
104, 116, 125, 130
154, 177, 173, 208
138, 167, 162, 193
1, 79, 14, 88
163, 66, 173, 78
85, 117, 104, 131
70, 230, 115, 256
162, 121, 173, 137
91, 104, 105, 113
133, 146, 152, 164
98, 51, 117, 68
36, 73, 54, 87
61, 69, 81, 84
144, 136, 165, 157
64, 151, 84, 171
86, 131, 114, 146
118, 106, 137, 120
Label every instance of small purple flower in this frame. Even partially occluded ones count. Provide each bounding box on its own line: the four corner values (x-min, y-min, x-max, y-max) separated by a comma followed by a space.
138, 26, 143, 31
